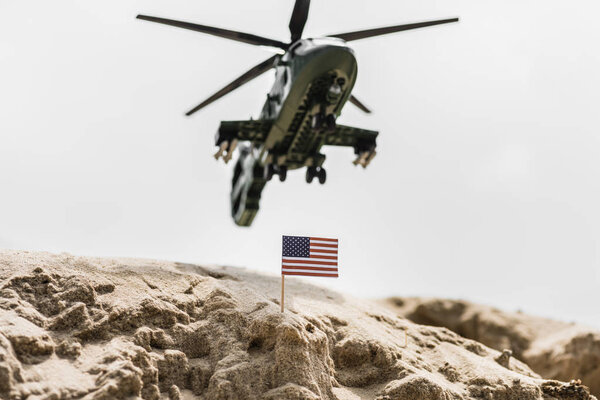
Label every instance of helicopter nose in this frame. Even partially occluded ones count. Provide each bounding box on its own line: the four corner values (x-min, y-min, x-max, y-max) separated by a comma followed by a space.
321, 45, 357, 73
309, 44, 356, 66
319, 43, 355, 57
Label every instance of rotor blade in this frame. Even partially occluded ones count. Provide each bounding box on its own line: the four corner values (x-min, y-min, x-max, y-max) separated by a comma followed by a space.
349, 95, 372, 114
288, 0, 311, 42
328, 18, 459, 42
137, 15, 287, 49
186, 55, 278, 116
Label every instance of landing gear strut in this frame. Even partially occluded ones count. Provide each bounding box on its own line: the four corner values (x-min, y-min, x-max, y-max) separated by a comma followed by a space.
278, 166, 287, 182
264, 164, 275, 181
311, 114, 323, 130
306, 166, 326, 184
311, 112, 336, 133
325, 114, 336, 133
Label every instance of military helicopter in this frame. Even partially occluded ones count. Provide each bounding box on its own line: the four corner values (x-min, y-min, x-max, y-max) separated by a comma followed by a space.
137, 1, 458, 226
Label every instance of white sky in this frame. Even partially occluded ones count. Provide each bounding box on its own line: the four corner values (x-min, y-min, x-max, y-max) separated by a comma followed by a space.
1, 0, 599, 328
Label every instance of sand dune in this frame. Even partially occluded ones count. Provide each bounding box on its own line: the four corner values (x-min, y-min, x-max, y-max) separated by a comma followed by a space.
382, 297, 600, 398
0, 250, 595, 400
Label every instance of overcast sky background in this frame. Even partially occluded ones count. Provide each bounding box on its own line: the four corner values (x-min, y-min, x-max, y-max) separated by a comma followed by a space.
1, 0, 599, 328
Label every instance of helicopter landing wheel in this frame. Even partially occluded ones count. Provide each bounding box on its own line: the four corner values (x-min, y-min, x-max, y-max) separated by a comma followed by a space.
317, 167, 327, 184
278, 166, 288, 182
306, 166, 317, 183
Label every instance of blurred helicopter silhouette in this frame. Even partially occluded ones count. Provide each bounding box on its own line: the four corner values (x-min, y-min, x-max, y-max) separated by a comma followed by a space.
137, 1, 458, 226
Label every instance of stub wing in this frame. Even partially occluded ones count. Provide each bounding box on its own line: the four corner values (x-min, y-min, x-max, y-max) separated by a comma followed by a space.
324, 124, 378, 168
213, 119, 273, 163
216, 119, 273, 144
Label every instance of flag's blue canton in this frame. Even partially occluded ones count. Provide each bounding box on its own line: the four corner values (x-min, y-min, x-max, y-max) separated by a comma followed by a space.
282, 236, 310, 258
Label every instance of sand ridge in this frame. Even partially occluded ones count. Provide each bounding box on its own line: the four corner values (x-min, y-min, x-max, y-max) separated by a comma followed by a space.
0, 250, 595, 400
382, 297, 600, 398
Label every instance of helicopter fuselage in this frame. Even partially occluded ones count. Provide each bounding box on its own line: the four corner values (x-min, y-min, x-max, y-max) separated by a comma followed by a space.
257, 37, 357, 170
137, 7, 458, 227
227, 38, 362, 226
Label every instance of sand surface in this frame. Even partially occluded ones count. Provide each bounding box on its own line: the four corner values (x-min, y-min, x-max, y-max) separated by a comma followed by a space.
382, 297, 600, 398
0, 250, 596, 400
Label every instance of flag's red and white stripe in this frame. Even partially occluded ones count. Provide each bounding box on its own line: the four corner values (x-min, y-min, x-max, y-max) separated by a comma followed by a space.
282, 237, 338, 277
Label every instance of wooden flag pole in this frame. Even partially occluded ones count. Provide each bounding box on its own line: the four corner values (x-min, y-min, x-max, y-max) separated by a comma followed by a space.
281, 275, 285, 313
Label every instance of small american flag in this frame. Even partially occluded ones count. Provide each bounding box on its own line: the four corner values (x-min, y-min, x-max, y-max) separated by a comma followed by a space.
282, 235, 339, 277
